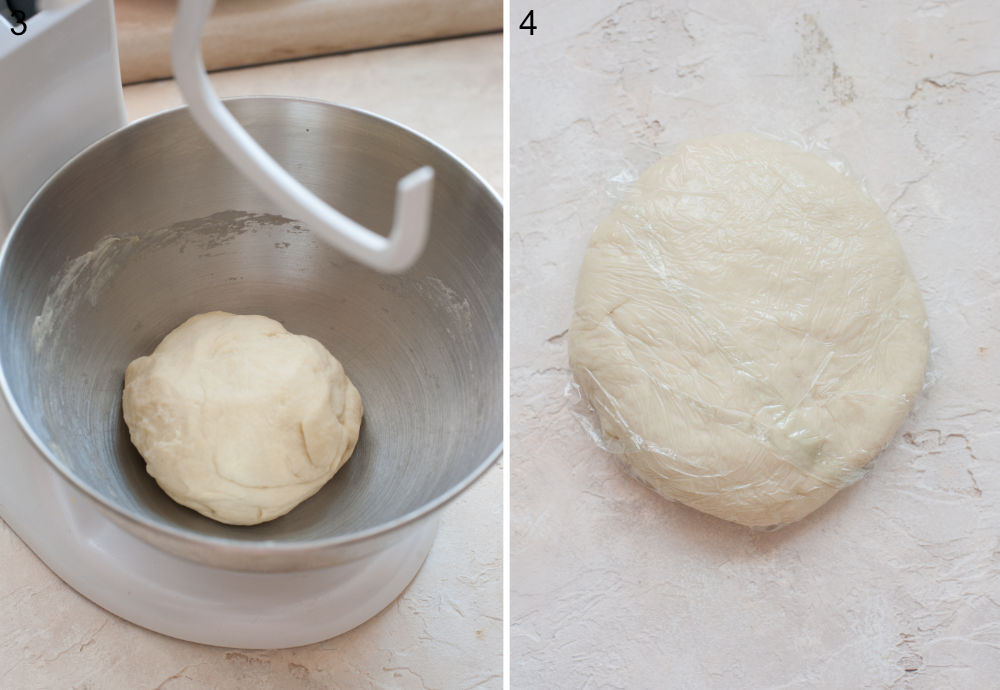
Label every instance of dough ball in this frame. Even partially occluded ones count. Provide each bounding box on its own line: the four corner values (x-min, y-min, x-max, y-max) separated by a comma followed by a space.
123, 311, 363, 525
569, 133, 928, 527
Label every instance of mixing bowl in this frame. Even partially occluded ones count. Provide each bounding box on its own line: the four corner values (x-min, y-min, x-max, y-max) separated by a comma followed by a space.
0, 97, 501, 572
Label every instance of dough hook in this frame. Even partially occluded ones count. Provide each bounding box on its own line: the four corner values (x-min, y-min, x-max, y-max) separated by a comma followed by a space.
171, 0, 434, 273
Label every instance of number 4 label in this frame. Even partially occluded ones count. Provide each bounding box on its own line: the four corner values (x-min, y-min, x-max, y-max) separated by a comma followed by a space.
519, 9, 536, 35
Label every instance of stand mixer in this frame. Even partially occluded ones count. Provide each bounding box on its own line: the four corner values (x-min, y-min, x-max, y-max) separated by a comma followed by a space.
0, 0, 501, 648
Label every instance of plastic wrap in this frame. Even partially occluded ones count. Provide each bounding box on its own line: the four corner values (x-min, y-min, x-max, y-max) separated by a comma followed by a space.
568, 133, 930, 528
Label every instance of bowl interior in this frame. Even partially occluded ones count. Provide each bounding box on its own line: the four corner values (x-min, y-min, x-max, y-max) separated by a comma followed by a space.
0, 98, 501, 546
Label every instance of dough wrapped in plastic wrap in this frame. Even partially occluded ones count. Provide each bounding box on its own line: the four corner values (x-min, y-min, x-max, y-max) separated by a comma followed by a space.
569, 133, 929, 528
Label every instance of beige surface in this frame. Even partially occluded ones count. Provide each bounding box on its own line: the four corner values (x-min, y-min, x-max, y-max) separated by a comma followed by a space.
512, 0, 1000, 687
116, 0, 502, 84
0, 34, 501, 689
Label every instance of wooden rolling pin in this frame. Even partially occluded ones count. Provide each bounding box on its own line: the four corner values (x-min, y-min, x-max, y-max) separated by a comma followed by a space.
115, 0, 501, 84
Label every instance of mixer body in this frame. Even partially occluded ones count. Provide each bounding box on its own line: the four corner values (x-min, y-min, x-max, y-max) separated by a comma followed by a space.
0, 0, 125, 233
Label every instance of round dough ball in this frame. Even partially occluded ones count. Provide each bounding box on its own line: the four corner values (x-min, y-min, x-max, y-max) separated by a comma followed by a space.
569, 133, 928, 528
123, 311, 363, 525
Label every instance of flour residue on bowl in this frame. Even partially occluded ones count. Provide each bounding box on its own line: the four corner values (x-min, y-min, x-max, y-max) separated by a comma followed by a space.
415, 277, 473, 336
30, 211, 303, 357
32, 235, 139, 353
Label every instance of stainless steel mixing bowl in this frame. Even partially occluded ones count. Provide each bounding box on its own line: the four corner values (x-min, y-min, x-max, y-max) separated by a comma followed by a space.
0, 97, 501, 572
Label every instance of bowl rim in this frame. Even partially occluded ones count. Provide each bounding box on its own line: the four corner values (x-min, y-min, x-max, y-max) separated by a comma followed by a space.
0, 95, 503, 561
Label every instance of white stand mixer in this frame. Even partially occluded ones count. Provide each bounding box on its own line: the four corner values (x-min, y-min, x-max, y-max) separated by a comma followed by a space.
0, 0, 440, 648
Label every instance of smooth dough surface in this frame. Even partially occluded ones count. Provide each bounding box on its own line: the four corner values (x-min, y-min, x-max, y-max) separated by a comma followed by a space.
123, 311, 363, 525
569, 133, 928, 527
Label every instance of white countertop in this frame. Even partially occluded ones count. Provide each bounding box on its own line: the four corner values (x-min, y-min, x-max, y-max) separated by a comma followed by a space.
0, 34, 501, 688
511, 1, 999, 687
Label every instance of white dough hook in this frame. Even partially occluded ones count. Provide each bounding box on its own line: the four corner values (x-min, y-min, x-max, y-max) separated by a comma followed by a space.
170, 0, 433, 273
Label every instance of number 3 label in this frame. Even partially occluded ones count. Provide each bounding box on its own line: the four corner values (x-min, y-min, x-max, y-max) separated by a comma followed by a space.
9, 8, 27, 35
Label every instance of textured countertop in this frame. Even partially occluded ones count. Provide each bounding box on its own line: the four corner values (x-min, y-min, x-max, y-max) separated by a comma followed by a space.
511, 1, 999, 688
0, 34, 501, 689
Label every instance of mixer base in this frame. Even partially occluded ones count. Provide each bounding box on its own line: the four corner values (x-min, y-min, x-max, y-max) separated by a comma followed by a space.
0, 406, 437, 649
